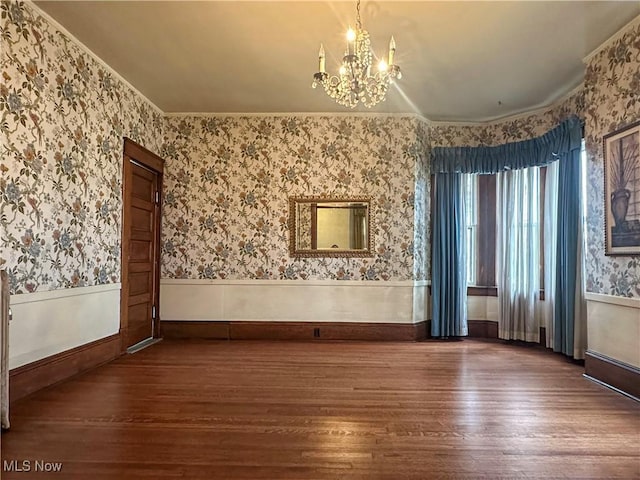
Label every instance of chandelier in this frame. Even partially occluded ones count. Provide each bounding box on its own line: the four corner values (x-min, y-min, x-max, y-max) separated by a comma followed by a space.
312, 0, 401, 108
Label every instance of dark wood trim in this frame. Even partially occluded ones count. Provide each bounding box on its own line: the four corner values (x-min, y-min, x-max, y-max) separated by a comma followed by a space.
539, 326, 547, 347
428, 285, 498, 297
123, 137, 165, 173
120, 150, 132, 352
9, 334, 122, 403
426, 321, 547, 343
464, 287, 545, 300
476, 175, 496, 287
467, 320, 498, 339
408, 319, 498, 340
584, 350, 640, 400
161, 321, 230, 340
467, 286, 498, 297
161, 321, 428, 342
121, 138, 164, 352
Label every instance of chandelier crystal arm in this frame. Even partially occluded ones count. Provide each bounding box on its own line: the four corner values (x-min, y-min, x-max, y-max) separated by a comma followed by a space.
311, 0, 402, 108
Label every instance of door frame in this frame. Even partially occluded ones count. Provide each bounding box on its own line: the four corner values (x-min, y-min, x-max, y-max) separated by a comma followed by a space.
120, 138, 164, 353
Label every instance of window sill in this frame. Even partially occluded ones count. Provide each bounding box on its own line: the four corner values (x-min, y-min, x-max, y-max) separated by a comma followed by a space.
427, 286, 545, 300
467, 286, 498, 297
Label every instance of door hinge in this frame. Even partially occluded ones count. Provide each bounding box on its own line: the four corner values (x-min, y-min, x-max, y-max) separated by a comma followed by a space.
152, 305, 157, 319
155, 191, 160, 204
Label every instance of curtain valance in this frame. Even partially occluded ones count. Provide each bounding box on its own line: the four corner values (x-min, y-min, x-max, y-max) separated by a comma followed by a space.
432, 115, 582, 174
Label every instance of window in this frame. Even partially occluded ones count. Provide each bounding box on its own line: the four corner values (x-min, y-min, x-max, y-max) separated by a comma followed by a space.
461, 174, 496, 292
464, 174, 478, 285
497, 167, 541, 246
457, 139, 587, 299
463, 168, 541, 294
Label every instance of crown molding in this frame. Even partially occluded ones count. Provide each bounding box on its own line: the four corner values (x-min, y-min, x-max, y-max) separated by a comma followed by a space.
163, 111, 428, 121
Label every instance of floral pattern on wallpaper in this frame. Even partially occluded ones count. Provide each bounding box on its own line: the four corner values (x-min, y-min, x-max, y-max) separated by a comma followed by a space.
0, 1, 164, 294
412, 120, 430, 281
583, 19, 640, 298
161, 115, 428, 282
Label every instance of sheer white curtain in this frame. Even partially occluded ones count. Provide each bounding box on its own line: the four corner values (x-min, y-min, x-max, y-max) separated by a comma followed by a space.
497, 167, 540, 342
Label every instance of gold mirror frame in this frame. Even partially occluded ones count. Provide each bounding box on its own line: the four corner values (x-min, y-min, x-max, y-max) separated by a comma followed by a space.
288, 196, 375, 258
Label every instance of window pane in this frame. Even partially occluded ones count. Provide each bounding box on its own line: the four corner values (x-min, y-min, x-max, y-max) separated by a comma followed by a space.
463, 174, 478, 285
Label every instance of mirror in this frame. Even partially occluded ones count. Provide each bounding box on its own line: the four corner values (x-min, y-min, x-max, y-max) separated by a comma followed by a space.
289, 196, 374, 257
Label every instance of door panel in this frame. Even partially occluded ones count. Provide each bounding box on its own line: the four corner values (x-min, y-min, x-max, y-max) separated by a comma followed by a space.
132, 172, 153, 199
131, 207, 152, 231
121, 139, 163, 351
128, 303, 149, 324
129, 272, 150, 296
129, 262, 152, 273
130, 240, 152, 261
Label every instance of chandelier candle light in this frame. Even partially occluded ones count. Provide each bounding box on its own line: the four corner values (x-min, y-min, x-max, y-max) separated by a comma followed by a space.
312, 0, 401, 108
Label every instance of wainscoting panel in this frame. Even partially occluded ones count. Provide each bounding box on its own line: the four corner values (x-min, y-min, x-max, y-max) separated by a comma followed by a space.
9, 283, 121, 369
467, 295, 499, 321
412, 282, 430, 324
585, 293, 640, 369
160, 279, 420, 324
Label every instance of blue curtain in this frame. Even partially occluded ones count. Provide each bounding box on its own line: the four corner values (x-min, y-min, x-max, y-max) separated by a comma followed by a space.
553, 144, 582, 355
432, 116, 582, 174
430, 115, 583, 354
431, 173, 468, 337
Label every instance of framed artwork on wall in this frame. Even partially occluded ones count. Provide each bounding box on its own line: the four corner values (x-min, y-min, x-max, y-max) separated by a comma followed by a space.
603, 120, 640, 255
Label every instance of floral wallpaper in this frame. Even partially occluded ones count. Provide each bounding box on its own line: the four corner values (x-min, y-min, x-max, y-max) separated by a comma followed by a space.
412, 120, 430, 282
0, 1, 164, 294
160, 115, 428, 282
583, 19, 640, 298
3, 0, 635, 298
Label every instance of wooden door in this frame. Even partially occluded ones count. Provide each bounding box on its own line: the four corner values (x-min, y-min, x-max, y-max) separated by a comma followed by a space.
121, 139, 163, 351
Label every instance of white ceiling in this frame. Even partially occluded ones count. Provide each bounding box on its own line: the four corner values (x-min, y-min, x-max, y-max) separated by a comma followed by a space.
34, 1, 639, 122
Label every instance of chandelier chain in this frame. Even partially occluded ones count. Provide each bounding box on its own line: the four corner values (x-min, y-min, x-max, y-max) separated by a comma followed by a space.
356, 0, 362, 30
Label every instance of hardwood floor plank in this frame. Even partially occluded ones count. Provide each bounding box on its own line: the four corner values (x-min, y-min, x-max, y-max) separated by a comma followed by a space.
1, 340, 638, 479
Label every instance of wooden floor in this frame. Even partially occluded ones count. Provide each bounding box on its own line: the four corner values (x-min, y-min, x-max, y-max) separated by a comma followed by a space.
2, 340, 639, 479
